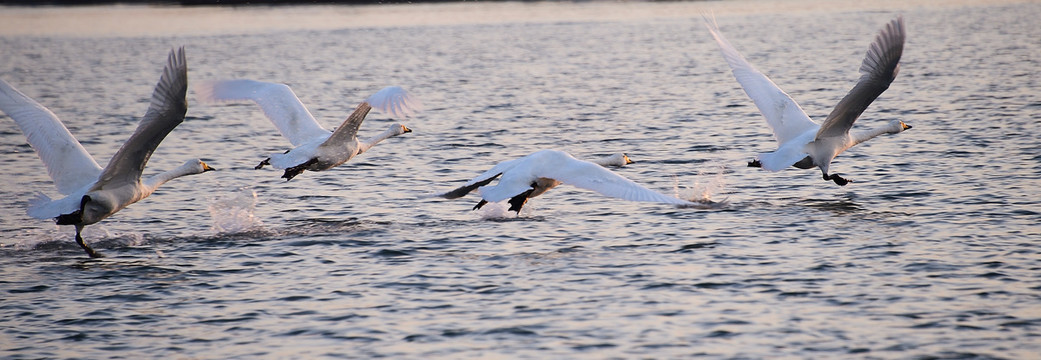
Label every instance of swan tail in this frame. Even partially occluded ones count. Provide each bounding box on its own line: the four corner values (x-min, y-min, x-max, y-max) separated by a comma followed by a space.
756, 149, 808, 172
27, 192, 81, 220
268, 151, 312, 170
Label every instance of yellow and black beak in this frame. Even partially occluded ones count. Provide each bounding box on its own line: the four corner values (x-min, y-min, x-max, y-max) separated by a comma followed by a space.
201, 161, 216, 172
403, 125, 413, 133
624, 154, 634, 165
902, 122, 913, 130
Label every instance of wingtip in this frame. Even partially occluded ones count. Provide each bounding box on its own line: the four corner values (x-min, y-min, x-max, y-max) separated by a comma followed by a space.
366, 86, 423, 119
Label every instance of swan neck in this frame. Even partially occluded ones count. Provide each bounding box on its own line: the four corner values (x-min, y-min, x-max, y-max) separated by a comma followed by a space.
851, 125, 893, 145
358, 128, 398, 154
143, 163, 196, 191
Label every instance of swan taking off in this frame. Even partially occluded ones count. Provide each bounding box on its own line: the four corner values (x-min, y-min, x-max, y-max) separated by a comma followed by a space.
706, 16, 911, 186
196, 80, 420, 180
0, 47, 215, 258
439, 150, 694, 213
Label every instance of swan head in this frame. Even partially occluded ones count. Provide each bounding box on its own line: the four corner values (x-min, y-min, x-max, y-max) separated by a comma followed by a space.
889, 120, 912, 134
593, 153, 634, 167
182, 159, 217, 174
388, 124, 412, 136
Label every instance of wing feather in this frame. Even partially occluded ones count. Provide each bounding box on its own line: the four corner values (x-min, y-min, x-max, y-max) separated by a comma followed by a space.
96, 47, 188, 189
705, 19, 819, 145
0, 79, 102, 194
324, 102, 371, 148
366, 86, 422, 119
541, 156, 690, 205
816, 16, 905, 139
196, 79, 329, 146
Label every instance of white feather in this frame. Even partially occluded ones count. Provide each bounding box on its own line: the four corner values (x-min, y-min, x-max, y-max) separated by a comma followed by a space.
0, 79, 102, 195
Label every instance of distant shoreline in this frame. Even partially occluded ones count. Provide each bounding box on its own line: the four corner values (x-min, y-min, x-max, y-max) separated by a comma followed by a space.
0, 0, 471, 5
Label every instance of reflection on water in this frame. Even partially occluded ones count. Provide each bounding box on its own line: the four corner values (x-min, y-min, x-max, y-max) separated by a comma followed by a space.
0, 0, 1030, 37
1, 0, 1040, 358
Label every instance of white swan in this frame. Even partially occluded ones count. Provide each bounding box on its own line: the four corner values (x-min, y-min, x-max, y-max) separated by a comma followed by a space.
196, 80, 420, 180
0, 47, 215, 258
706, 16, 911, 186
439, 150, 692, 213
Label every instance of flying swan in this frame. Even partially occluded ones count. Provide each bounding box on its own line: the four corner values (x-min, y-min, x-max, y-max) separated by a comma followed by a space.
706, 16, 911, 186
439, 150, 698, 213
196, 80, 420, 180
0, 47, 215, 258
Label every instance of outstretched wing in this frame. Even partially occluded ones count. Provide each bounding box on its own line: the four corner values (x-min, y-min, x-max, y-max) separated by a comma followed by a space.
0, 79, 102, 194
542, 156, 690, 205
366, 86, 422, 119
96, 47, 188, 189
196, 79, 329, 146
816, 16, 905, 140
704, 18, 819, 145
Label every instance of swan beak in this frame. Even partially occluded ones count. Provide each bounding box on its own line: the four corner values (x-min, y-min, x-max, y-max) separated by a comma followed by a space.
624, 155, 634, 165
201, 161, 217, 172
402, 125, 413, 133
902, 122, 912, 130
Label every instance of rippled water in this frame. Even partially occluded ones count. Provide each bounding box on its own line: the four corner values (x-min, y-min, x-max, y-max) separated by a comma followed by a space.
2, 1, 1040, 358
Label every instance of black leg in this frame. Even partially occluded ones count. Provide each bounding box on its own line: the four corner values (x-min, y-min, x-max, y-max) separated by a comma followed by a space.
75, 226, 103, 258
473, 199, 488, 211
281, 158, 318, 181
255, 158, 271, 170
830, 174, 851, 186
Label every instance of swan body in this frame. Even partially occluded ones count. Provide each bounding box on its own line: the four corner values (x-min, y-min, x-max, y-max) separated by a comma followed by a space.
706, 16, 911, 185
440, 150, 690, 213
196, 80, 420, 180
0, 47, 215, 258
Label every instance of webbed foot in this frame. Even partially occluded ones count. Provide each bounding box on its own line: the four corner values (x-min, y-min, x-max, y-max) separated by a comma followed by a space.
255, 158, 271, 170
823, 173, 852, 186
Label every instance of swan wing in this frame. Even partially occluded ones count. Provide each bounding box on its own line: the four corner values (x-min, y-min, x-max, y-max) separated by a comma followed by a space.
96, 47, 188, 189
439, 157, 525, 199
324, 102, 371, 148
817, 16, 905, 140
542, 156, 690, 205
0, 79, 102, 194
196, 79, 329, 146
704, 19, 819, 145
366, 86, 422, 119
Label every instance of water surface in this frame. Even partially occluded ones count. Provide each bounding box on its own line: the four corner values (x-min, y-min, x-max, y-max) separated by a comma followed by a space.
1, 0, 1039, 358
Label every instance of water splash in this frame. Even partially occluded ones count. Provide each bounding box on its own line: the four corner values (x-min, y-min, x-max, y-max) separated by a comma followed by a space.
673, 163, 728, 203
477, 201, 519, 220
208, 187, 263, 234
10, 224, 145, 253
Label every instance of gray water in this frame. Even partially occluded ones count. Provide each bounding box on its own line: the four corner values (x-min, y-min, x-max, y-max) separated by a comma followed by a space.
2, 1, 1040, 358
